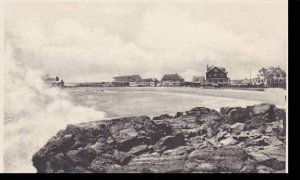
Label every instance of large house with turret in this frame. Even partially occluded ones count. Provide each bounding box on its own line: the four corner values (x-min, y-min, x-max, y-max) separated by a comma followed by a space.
252, 67, 286, 87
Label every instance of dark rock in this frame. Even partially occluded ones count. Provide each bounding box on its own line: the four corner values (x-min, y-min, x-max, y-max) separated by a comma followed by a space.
245, 144, 285, 171
124, 149, 187, 173
230, 123, 246, 134
127, 145, 150, 155
49, 153, 75, 172
186, 107, 214, 117
186, 147, 252, 173
252, 104, 275, 116
275, 109, 286, 121
257, 165, 275, 173
182, 127, 206, 138
260, 145, 286, 170
113, 150, 132, 165
175, 112, 184, 118
153, 114, 173, 120
219, 137, 238, 146
32, 103, 286, 173
89, 155, 117, 172
220, 107, 249, 124
66, 147, 96, 166
210, 147, 249, 172
73, 166, 92, 173
245, 116, 267, 129
154, 133, 185, 152
245, 137, 269, 147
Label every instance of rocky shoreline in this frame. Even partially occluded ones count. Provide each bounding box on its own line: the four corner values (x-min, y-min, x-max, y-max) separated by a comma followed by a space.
32, 103, 286, 173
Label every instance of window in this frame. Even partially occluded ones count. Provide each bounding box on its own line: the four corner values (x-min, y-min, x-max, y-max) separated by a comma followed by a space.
220, 73, 223, 77
214, 69, 218, 72
213, 73, 217, 77
208, 74, 211, 78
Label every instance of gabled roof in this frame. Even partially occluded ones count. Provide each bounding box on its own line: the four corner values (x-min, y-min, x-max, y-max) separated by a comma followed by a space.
114, 75, 141, 79
258, 67, 286, 77
161, 74, 184, 81
206, 65, 227, 74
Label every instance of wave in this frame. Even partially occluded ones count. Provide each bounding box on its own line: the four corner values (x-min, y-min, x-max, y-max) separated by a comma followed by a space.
3, 44, 106, 172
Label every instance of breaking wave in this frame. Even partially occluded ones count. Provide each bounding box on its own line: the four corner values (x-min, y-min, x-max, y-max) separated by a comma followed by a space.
3, 44, 106, 172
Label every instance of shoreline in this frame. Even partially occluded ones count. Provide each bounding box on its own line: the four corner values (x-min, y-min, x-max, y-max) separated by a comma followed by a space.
65, 86, 286, 109
64, 85, 286, 92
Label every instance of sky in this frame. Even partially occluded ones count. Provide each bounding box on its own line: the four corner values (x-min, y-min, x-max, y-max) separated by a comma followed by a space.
4, 0, 287, 82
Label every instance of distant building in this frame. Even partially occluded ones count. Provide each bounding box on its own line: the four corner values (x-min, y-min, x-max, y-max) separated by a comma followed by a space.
75, 82, 113, 87
252, 67, 286, 87
206, 65, 230, 85
192, 76, 206, 86
137, 78, 159, 87
230, 79, 252, 86
113, 75, 142, 82
161, 73, 184, 86
113, 75, 142, 86
43, 74, 64, 87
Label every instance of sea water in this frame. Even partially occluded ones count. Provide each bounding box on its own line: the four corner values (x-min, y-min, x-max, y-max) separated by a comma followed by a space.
66, 86, 286, 119
3, 46, 106, 173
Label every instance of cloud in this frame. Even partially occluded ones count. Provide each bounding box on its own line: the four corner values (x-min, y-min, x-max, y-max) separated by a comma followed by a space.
5, 2, 287, 82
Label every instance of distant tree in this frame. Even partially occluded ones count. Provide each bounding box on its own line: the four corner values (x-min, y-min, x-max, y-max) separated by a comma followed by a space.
56, 76, 59, 81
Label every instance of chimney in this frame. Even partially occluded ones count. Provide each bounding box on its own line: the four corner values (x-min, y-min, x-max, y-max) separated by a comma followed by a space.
207, 65, 209, 71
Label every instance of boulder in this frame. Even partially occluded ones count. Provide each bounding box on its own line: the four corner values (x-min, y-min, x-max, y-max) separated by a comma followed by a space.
124, 151, 187, 173
154, 133, 185, 152
127, 145, 151, 155
186, 107, 213, 117
209, 147, 249, 172
245, 104, 277, 129
113, 150, 132, 165
187, 147, 253, 173
247, 151, 270, 163
257, 165, 275, 173
252, 104, 275, 116
175, 112, 184, 118
260, 145, 286, 170
230, 123, 246, 134
220, 107, 248, 124
219, 137, 238, 146
89, 155, 122, 173
153, 114, 173, 120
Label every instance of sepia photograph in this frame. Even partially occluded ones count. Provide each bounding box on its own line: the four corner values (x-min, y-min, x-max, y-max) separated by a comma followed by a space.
1, 0, 287, 174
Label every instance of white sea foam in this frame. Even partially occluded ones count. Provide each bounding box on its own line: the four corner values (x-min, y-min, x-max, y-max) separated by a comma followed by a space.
3, 44, 106, 172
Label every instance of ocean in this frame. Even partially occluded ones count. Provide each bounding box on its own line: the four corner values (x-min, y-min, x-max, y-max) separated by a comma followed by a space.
67, 86, 286, 119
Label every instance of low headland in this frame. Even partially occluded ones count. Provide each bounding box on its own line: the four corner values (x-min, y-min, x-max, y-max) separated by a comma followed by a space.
32, 103, 286, 173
